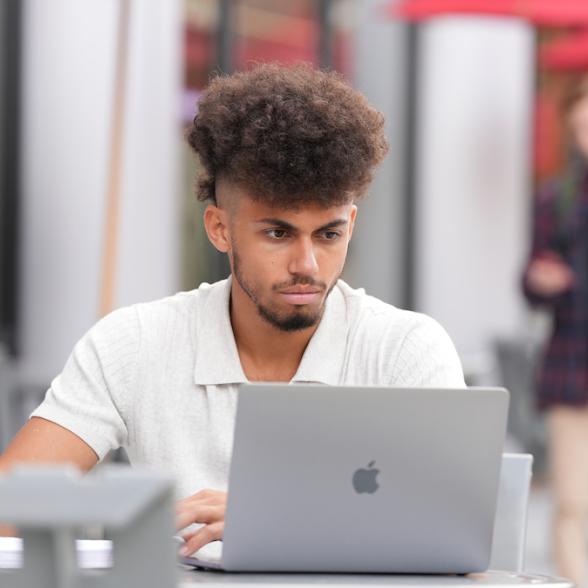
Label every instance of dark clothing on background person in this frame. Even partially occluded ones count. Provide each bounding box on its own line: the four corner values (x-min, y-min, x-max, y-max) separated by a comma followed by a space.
523, 168, 588, 410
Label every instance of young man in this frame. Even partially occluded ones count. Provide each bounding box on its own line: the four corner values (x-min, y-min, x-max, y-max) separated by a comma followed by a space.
0, 64, 464, 555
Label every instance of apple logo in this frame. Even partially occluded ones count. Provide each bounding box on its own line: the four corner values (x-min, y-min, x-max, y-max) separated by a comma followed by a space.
352, 461, 380, 494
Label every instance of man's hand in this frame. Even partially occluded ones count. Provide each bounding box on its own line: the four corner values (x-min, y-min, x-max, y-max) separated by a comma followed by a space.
526, 252, 575, 297
175, 489, 227, 556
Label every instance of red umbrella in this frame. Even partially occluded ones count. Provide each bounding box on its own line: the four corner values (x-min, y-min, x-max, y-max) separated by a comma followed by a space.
388, 0, 588, 26
540, 31, 588, 70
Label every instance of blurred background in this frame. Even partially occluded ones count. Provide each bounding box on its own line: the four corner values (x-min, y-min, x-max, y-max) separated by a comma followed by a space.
2, 0, 588, 576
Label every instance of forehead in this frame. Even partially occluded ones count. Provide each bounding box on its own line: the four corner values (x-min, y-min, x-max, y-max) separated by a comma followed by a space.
236, 195, 354, 226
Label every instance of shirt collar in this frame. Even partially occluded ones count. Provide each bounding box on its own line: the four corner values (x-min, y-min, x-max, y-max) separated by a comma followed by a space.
193, 278, 248, 385
193, 278, 348, 386
290, 284, 347, 385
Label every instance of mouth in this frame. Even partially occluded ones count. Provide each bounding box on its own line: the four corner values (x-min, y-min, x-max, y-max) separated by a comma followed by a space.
278, 288, 323, 305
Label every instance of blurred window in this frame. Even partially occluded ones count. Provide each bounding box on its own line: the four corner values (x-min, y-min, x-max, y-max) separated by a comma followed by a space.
181, 1, 220, 290
184, 0, 218, 91
234, 0, 319, 68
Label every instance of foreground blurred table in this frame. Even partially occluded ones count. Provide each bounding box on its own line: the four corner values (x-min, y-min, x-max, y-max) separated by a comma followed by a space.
176, 569, 573, 588
0, 541, 574, 588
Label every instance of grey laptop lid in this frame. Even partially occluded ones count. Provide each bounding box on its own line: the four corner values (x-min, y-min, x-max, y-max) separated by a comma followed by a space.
209, 385, 509, 573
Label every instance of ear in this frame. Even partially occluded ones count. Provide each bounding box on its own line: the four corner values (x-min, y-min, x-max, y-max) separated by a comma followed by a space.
348, 205, 358, 240
203, 204, 231, 253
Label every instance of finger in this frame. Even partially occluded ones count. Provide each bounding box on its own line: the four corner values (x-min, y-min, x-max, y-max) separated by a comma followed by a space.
179, 522, 224, 557
175, 504, 224, 531
181, 531, 197, 543
175, 490, 227, 512
175, 499, 225, 519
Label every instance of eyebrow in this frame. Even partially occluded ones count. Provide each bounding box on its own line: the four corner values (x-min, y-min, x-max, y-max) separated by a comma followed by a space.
255, 218, 348, 232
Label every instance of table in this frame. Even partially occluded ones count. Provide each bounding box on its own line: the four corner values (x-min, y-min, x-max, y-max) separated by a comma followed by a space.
0, 540, 574, 588
176, 569, 573, 588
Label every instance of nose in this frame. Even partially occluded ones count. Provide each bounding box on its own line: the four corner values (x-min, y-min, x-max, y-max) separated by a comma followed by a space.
288, 237, 319, 276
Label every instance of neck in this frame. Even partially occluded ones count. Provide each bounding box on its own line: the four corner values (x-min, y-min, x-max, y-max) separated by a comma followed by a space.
229, 279, 319, 382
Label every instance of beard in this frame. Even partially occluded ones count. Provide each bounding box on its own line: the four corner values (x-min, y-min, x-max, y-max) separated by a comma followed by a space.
232, 249, 337, 332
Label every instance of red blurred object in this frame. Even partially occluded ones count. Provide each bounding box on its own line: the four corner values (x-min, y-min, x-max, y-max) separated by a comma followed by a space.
185, 26, 211, 71
236, 38, 315, 67
389, 0, 588, 26
534, 92, 563, 180
540, 31, 588, 70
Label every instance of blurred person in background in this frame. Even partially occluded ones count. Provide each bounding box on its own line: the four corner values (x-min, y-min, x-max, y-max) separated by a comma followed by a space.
523, 76, 588, 587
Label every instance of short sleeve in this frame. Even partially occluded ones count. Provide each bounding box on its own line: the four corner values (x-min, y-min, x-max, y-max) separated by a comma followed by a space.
30, 306, 140, 461
391, 314, 465, 388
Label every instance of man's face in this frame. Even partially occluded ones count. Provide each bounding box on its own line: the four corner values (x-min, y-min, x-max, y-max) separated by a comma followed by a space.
220, 192, 357, 332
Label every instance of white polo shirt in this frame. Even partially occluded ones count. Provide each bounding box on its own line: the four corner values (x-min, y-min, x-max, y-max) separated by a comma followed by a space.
32, 278, 464, 499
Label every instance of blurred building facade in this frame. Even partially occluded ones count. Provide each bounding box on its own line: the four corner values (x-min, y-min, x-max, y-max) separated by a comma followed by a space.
0, 1, 540, 447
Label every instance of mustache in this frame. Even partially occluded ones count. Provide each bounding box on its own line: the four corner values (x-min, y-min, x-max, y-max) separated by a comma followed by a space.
272, 276, 327, 291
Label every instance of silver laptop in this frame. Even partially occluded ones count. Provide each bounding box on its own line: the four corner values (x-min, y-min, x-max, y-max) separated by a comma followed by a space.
181, 384, 509, 574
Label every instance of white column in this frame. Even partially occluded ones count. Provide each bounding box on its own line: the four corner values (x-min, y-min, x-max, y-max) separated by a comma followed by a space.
415, 18, 534, 369
19, 0, 182, 383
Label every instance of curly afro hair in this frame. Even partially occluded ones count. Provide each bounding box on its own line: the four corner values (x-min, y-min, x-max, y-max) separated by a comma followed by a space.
187, 63, 389, 208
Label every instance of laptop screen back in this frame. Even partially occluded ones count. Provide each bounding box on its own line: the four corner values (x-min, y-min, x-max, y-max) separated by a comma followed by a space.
223, 385, 509, 574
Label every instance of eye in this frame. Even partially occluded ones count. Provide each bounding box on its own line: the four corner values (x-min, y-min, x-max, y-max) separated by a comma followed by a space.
321, 230, 341, 241
265, 229, 289, 240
